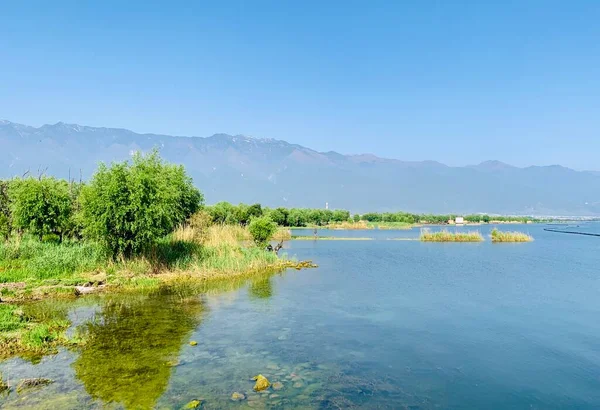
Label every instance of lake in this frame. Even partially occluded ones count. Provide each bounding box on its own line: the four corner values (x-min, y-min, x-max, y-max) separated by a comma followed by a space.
2, 223, 600, 409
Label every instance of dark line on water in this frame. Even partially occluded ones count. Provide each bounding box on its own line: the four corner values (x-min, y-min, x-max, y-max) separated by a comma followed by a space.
544, 228, 600, 237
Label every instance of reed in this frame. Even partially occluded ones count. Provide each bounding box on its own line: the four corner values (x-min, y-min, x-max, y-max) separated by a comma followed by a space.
490, 228, 533, 242
420, 229, 484, 242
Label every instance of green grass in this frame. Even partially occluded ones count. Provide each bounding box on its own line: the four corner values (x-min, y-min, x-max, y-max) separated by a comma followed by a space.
0, 236, 105, 283
420, 229, 484, 242
0, 304, 26, 332
491, 228, 533, 242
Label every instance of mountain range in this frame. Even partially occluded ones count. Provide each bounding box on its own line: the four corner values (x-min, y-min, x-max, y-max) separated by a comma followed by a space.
1, 120, 599, 216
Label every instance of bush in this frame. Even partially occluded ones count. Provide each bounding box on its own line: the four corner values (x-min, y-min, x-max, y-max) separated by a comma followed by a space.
9, 177, 73, 240
80, 150, 203, 258
248, 216, 277, 246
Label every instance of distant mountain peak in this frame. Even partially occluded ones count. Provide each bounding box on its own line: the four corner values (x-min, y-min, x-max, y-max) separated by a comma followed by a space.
471, 160, 516, 170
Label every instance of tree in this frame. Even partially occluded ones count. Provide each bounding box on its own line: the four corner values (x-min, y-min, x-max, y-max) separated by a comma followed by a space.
331, 209, 350, 222
80, 150, 203, 258
9, 177, 72, 241
287, 208, 308, 227
248, 216, 277, 247
267, 207, 288, 226
0, 180, 11, 240
353, 214, 361, 222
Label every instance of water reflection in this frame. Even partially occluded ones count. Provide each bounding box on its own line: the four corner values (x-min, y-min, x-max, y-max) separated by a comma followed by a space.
249, 276, 273, 299
73, 293, 204, 409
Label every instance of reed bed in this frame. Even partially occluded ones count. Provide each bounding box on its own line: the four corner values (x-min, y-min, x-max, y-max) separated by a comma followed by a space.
420, 229, 484, 242
491, 228, 533, 242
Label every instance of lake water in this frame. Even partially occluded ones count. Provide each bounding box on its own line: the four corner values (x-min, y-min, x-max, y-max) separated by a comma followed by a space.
2, 223, 600, 409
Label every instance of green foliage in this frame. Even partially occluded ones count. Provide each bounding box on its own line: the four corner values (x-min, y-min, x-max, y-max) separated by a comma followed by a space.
0, 180, 11, 240
80, 150, 203, 258
9, 177, 73, 240
266, 207, 289, 226
248, 216, 277, 246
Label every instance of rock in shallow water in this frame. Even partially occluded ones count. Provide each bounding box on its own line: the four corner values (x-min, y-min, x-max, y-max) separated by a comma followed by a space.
272, 381, 284, 390
16, 378, 53, 393
183, 399, 201, 409
252, 374, 271, 391
231, 392, 246, 401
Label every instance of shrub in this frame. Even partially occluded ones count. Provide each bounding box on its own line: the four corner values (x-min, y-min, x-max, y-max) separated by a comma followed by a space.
248, 216, 277, 246
9, 177, 73, 241
79, 150, 203, 258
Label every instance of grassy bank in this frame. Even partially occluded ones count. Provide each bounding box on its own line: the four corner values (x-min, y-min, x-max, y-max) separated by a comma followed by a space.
420, 229, 484, 242
0, 224, 316, 358
0, 225, 304, 301
491, 228, 534, 242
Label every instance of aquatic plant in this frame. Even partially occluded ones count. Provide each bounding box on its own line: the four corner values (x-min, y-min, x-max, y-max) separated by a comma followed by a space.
490, 228, 533, 242
16, 377, 53, 393
419, 229, 484, 242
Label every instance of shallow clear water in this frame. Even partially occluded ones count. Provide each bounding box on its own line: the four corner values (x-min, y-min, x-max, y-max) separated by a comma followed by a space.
2, 223, 600, 409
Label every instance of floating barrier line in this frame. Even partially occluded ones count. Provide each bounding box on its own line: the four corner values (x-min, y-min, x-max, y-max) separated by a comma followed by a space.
544, 228, 600, 237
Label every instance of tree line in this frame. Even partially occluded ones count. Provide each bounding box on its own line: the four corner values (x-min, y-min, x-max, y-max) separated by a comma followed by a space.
0, 150, 538, 259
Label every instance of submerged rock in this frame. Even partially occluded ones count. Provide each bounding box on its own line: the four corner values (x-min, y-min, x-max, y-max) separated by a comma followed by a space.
189, 341, 198, 346
252, 374, 271, 391
272, 381, 284, 390
183, 399, 201, 409
16, 378, 53, 393
293, 381, 304, 388
231, 392, 246, 401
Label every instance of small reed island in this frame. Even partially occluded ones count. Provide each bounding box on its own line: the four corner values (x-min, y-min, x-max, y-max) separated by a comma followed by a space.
490, 228, 534, 242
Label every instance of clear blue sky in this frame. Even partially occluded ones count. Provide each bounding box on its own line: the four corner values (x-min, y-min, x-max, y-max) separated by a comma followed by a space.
1, 1, 599, 169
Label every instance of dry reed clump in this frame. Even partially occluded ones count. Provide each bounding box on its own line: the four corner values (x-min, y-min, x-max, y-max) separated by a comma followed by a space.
327, 220, 369, 230
272, 228, 292, 242
419, 228, 483, 242
490, 228, 533, 242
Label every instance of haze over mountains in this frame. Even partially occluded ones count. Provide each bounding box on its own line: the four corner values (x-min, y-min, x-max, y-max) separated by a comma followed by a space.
1, 120, 599, 216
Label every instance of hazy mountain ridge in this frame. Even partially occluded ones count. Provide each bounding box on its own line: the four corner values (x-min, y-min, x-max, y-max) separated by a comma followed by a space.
1, 120, 599, 215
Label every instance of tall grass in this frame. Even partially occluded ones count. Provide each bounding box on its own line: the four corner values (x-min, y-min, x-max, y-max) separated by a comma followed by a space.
491, 228, 533, 242
0, 236, 105, 283
420, 229, 484, 242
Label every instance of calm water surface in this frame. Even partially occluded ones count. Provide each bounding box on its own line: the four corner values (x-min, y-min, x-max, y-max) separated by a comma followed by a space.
2, 224, 600, 409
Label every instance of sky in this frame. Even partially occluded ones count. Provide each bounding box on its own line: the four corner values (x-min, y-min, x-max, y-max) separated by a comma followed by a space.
1, 1, 599, 170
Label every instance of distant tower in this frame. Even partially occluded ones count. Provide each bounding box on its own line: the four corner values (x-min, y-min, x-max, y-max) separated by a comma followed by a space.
325, 202, 329, 210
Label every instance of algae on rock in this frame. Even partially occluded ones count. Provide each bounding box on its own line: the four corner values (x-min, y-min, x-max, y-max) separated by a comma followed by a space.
252, 374, 271, 391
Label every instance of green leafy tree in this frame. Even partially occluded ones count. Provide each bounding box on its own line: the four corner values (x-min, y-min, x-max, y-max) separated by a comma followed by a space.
332, 209, 350, 222
248, 216, 277, 246
268, 207, 289, 226
9, 177, 72, 241
353, 214, 361, 222
287, 208, 308, 227
80, 150, 203, 258
0, 180, 11, 240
